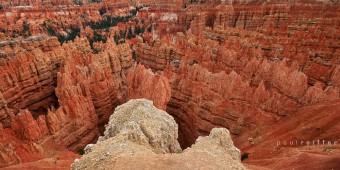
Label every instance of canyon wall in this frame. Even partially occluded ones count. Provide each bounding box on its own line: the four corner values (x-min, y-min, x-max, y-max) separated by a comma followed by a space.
0, 0, 339, 169
134, 1, 340, 149
0, 37, 97, 166
0, 35, 171, 167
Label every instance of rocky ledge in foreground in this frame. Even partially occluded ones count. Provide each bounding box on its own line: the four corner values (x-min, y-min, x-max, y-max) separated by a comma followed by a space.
71, 99, 245, 170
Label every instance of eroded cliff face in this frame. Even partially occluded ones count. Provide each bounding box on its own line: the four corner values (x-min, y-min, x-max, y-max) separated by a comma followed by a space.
131, 1, 340, 169
126, 64, 171, 110
0, 1, 176, 165
0, 36, 62, 129
133, 1, 340, 150
0, 34, 173, 167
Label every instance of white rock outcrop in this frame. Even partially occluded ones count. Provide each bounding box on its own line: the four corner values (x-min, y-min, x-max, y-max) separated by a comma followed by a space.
71, 99, 245, 170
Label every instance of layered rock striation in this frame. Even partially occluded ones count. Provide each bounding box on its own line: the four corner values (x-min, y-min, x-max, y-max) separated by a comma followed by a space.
132, 0, 340, 152
0, 0, 339, 169
0, 31, 176, 167
0, 32, 176, 167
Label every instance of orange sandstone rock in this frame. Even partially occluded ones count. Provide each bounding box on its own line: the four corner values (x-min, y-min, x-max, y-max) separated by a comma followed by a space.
126, 64, 171, 110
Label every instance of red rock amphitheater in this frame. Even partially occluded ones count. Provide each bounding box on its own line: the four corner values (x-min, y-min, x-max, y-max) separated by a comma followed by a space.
0, 0, 339, 169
